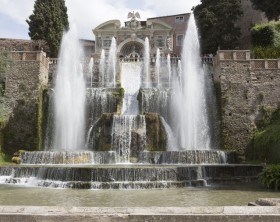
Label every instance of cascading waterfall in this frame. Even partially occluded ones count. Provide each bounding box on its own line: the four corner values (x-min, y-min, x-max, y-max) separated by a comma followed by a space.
172, 14, 210, 150
167, 54, 171, 88
88, 57, 94, 87
121, 62, 142, 115
160, 117, 177, 151
0, 14, 237, 191
139, 88, 170, 123
99, 49, 106, 87
107, 37, 117, 87
144, 37, 151, 87
86, 88, 119, 149
155, 48, 161, 88
111, 115, 146, 163
53, 26, 86, 150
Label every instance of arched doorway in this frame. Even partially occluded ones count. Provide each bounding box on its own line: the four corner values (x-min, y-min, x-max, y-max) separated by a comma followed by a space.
119, 40, 144, 59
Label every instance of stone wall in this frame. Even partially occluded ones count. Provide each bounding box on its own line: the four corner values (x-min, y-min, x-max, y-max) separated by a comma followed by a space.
0, 38, 48, 52
214, 50, 280, 157
2, 51, 49, 155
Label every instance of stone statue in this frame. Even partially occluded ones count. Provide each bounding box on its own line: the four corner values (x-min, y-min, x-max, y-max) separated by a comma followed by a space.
127, 11, 141, 19
127, 11, 141, 30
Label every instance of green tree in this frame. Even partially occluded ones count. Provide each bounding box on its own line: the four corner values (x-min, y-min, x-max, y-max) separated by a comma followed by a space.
26, 0, 69, 57
194, 0, 243, 54
250, 0, 280, 21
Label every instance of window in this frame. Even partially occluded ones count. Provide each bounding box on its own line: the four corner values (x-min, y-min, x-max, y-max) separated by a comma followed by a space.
176, 34, 184, 46
154, 36, 165, 48
175, 16, 184, 23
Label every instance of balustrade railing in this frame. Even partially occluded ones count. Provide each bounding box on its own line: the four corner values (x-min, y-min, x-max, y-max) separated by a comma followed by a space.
216, 50, 280, 70
251, 59, 280, 69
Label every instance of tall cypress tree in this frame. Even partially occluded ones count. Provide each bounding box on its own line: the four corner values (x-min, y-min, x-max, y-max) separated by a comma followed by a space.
26, 0, 69, 57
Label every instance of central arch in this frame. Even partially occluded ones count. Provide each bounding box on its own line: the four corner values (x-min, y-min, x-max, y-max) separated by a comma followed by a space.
117, 38, 144, 58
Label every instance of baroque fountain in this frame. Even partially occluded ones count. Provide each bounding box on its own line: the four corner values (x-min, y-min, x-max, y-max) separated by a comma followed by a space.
0, 13, 260, 189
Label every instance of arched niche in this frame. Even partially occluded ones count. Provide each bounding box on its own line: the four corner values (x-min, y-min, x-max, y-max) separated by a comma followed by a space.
117, 38, 144, 58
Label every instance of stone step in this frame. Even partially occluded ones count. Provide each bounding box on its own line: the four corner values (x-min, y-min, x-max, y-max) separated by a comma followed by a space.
0, 164, 263, 189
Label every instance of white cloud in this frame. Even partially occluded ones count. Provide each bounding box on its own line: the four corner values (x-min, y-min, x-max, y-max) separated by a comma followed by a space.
66, 0, 156, 40
0, 0, 201, 39
0, 0, 34, 26
142, 0, 200, 16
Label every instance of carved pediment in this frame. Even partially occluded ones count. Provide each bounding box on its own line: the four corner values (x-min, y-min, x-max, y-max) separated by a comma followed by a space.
93, 20, 121, 32
151, 20, 173, 30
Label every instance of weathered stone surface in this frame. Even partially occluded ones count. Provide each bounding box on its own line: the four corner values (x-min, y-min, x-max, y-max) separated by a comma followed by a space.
214, 50, 280, 157
255, 198, 280, 206
145, 112, 167, 151
2, 51, 48, 155
0, 206, 280, 222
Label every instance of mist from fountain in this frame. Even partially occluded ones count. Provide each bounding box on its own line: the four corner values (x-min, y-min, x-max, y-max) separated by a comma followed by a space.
144, 37, 151, 88
172, 14, 210, 150
177, 60, 182, 89
167, 54, 171, 88
99, 49, 105, 87
53, 26, 86, 150
88, 57, 94, 87
155, 48, 161, 88
107, 37, 117, 87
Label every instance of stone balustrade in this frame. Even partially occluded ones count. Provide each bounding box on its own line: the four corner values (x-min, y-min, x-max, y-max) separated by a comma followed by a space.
217, 50, 251, 61
251, 59, 280, 69
49, 58, 58, 64
216, 50, 280, 70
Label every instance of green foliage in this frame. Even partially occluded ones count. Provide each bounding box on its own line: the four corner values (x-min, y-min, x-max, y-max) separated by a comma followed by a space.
252, 108, 280, 163
251, 22, 280, 59
252, 46, 280, 59
251, 25, 275, 47
250, 0, 280, 21
26, 0, 69, 57
0, 152, 11, 164
194, 0, 243, 54
251, 22, 280, 47
259, 165, 280, 190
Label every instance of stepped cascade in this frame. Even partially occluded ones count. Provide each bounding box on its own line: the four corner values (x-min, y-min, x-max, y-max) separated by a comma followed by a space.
0, 12, 241, 190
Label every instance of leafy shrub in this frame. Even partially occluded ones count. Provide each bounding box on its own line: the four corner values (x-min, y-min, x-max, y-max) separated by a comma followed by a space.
252, 46, 280, 59
259, 165, 280, 191
251, 25, 275, 47
251, 22, 280, 59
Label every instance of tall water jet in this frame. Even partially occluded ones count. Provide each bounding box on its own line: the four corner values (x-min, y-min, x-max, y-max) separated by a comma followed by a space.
173, 14, 210, 150
144, 37, 150, 87
107, 37, 117, 87
88, 57, 94, 87
99, 49, 105, 87
53, 26, 86, 150
155, 48, 161, 88
167, 54, 171, 88
177, 60, 182, 89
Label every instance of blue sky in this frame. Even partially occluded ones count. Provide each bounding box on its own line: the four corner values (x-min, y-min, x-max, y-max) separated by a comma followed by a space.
0, 0, 200, 40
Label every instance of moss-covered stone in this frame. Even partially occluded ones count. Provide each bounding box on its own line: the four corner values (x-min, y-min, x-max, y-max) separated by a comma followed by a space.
90, 113, 114, 151
38, 86, 48, 150
145, 112, 167, 151
249, 108, 280, 164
